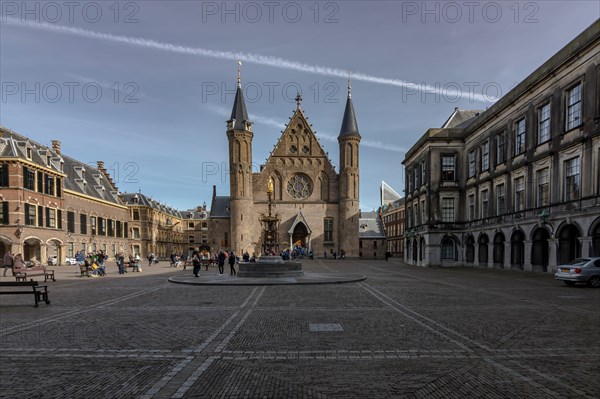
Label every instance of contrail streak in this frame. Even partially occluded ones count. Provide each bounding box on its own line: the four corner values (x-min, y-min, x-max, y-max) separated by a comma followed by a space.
4, 17, 497, 103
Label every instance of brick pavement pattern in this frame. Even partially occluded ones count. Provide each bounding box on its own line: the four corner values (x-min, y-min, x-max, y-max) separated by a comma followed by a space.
0, 259, 598, 398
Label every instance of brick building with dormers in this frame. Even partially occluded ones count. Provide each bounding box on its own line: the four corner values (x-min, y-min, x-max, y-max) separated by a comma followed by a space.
0, 128, 130, 264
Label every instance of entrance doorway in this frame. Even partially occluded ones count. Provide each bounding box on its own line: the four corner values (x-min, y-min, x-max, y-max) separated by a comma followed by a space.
292, 223, 308, 248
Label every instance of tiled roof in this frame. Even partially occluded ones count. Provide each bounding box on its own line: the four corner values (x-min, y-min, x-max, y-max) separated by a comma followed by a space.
121, 192, 183, 217
1, 126, 123, 205
210, 196, 231, 218
359, 211, 385, 238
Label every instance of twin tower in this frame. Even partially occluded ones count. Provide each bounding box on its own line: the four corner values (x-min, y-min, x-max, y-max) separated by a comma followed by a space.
224, 67, 361, 257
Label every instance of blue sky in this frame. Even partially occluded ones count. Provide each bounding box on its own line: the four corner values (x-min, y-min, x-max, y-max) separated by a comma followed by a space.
1, 1, 598, 211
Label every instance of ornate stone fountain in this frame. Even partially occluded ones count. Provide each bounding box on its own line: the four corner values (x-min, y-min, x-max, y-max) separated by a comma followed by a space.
238, 178, 303, 277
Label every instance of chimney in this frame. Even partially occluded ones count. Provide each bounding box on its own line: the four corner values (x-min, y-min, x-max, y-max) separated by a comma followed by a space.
51, 140, 61, 155
97, 161, 105, 171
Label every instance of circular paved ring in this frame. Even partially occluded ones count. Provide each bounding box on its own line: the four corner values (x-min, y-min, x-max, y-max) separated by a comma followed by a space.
168, 272, 367, 286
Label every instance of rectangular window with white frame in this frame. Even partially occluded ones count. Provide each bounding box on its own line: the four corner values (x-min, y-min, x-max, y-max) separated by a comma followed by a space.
496, 132, 506, 164
441, 198, 454, 223
468, 194, 475, 221
496, 184, 505, 215
564, 157, 580, 201
414, 167, 419, 189
421, 160, 426, 186
441, 155, 456, 181
481, 141, 489, 171
515, 118, 526, 155
537, 168, 550, 207
46, 208, 56, 228
566, 83, 582, 131
468, 150, 476, 177
538, 103, 551, 144
515, 177, 525, 212
481, 190, 489, 218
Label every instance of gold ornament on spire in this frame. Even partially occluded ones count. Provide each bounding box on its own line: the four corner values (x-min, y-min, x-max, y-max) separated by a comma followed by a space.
267, 177, 274, 194
348, 71, 352, 98
237, 60, 242, 88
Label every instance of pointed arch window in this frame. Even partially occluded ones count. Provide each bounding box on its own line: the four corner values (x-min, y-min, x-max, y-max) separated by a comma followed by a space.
319, 172, 329, 201
345, 143, 352, 168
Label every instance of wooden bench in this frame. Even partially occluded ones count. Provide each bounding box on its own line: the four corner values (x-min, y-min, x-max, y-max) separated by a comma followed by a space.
78, 263, 89, 277
0, 281, 50, 307
13, 265, 56, 282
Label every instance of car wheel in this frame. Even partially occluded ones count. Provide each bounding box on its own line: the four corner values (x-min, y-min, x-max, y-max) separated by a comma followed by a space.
587, 276, 600, 288
563, 281, 576, 286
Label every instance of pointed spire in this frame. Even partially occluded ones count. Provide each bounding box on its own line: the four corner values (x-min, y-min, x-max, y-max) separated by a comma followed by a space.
338, 82, 360, 139
295, 93, 302, 110
228, 61, 251, 131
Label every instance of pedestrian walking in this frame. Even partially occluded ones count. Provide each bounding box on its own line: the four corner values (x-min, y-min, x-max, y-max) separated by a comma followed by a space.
2, 250, 14, 277
228, 251, 236, 275
192, 250, 201, 277
117, 253, 126, 274
217, 251, 226, 275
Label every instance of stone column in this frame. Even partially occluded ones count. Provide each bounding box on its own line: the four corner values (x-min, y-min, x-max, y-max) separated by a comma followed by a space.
579, 237, 592, 258
524, 240, 532, 272
487, 242, 494, 268
504, 241, 511, 270
548, 238, 558, 273
473, 244, 479, 267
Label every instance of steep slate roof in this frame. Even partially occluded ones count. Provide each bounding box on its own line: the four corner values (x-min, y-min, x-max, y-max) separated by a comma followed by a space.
359, 211, 385, 238
338, 89, 361, 139
121, 192, 183, 217
228, 84, 251, 131
0, 126, 123, 205
181, 209, 210, 220
441, 108, 484, 129
62, 155, 122, 204
210, 196, 231, 218
0, 127, 64, 174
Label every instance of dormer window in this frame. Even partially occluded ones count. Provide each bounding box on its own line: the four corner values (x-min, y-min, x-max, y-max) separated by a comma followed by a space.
26, 147, 32, 159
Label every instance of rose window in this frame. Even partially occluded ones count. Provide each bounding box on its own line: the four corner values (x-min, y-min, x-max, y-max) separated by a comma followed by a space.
287, 174, 312, 199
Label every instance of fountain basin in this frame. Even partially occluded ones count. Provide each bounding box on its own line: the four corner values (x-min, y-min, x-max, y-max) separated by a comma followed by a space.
238, 259, 303, 277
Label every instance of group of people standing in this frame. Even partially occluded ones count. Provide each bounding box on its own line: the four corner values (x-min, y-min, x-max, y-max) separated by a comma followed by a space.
191, 250, 237, 277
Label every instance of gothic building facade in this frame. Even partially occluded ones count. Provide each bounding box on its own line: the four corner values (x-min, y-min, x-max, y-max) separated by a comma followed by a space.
222, 73, 362, 257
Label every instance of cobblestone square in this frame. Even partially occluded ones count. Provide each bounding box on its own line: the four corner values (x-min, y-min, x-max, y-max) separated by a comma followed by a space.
1, 259, 598, 398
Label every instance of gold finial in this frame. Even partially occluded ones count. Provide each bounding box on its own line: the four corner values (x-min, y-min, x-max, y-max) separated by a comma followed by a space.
348, 72, 352, 98
237, 60, 242, 88
295, 93, 302, 109
267, 177, 274, 194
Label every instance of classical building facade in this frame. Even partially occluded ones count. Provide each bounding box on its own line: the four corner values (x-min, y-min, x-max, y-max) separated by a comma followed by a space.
121, 193, 188, 259
223, 72, 362, 257
402, 20, 600, 272
0, 128, 130, 263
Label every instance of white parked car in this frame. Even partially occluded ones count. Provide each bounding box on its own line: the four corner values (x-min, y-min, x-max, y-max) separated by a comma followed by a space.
554, 257, 600, 287
65, 257, 77, 265
47, 256, 59, 266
